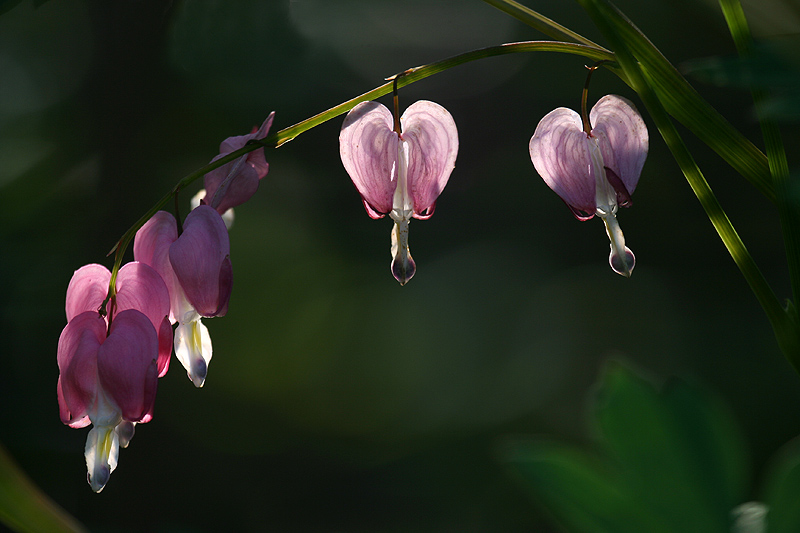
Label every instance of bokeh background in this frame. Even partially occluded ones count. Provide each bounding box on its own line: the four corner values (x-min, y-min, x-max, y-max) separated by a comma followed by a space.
2, 0, 800, 530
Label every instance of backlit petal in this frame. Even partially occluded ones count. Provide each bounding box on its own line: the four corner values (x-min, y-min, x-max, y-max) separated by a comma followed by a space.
66, 264, 111, 321
84, 425, 119, 493
97, 309, 159, 423
174, 318, 212, 388
134, 211, 183, 322
401, 100, 458, 219
530, 107, 596, 216
589, 94, 648, 197
169, 205, 232, 318
57, 312, 106, 428
115, 263, 170, 325
340, 101, 399, 219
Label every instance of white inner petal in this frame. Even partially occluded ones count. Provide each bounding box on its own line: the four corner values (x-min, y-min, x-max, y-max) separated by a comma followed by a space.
391, 138, 412, 222
589, 136, 617, 217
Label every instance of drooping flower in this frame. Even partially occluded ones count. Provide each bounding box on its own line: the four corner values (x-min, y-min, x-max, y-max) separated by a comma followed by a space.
529, 94, 648, 276
134, 205, 231, 387
57, 309, 159, 492
203, 112, 275, 216
339, 100, 458, 284
59, 260, 171, 489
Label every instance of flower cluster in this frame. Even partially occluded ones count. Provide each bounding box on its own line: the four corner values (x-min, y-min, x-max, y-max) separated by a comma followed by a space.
57, 113, 274, 492
58, 80, 650, 494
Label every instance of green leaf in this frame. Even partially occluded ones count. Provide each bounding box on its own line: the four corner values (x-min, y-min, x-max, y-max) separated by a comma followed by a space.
484, 0, 774, 200
578, 0, 797, 368
503, 440, 669, 533
759, 438, 800, 533
480, 0, 606, 50
593, 362, 748, 533
717, 0, 800, 325
502, 362, 749, 533
588, 0, 774, 202
0, 443, 86, 533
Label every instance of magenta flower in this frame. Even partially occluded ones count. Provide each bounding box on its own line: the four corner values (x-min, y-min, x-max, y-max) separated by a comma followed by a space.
57, 309, 159, 492
65, 262, 172, 377
340, 100, 458, 284
134, 205, 232, 387
203, 112, 275, 216
529, 94, 648, 276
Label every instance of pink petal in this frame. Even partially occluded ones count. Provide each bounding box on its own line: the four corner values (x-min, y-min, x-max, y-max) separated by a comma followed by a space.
97, 309, 159, 423
401, 100, 459, 219
66, 264, 111, 321
204, 112, 275, 214
156, 317, 172, 378
57, 311, 106, 428
529, 107, 596, 217
339, 101, 399, 219
134, 211, 183, 321
115, 262, 173, 375
115, 262, 171, 332
169, 205, 232, 318
589, 95, 648, 197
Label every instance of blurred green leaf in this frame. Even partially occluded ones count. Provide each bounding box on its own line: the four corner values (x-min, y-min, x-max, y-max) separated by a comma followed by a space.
760, 438, 800, 533
595, 363, 747, 533
503, 361, 749, 533
683, 44, 800, 123
503, 441, 669, 533
0, 443, 86, 533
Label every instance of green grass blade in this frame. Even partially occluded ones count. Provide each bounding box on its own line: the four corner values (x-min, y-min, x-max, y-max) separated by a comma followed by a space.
718, 0, 800, 309
579, 0, 799, 367
480, 0, 607, 50
487, 0, 773, 201
595, 2, 774, 203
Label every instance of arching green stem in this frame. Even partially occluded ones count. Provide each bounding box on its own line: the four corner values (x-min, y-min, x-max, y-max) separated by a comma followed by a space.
100, 39, 616, 307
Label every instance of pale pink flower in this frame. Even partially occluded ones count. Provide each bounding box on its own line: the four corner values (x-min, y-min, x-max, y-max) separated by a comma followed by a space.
340, 100, 458, 284
530, 94, 648, 276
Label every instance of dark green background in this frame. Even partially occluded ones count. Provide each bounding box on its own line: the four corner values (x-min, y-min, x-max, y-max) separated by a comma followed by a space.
2, 0, 799, 530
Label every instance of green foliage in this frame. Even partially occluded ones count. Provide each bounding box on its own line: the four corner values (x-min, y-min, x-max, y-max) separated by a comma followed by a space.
761, 439, 800, 533
504, 362, 749, 533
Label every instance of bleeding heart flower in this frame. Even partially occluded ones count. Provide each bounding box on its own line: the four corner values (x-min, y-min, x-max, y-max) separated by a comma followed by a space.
529, 94, 648, 276
203, 112, 275, 215
340, 100, 458, 284
134, 206, 231, 387
57, 309, 159, 492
